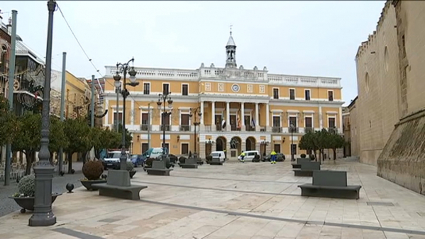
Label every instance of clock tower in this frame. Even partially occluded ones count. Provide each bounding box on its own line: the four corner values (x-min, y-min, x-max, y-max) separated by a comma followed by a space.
225, 27, 237, 68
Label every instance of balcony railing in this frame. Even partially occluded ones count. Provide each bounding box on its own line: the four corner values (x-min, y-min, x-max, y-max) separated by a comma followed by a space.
272, 126, 281, 133
179, 125, 191, 131
161, 125, 171, 131
231, 125, 240, 131
288, 127, 299, 133
246, 125, 255, 131
215, 124, 223, 131
140, 124, 151, 131
304, 127, 314, 133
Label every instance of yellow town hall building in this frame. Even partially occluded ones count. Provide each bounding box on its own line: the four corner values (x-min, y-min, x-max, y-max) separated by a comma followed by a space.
102, 32, 344, 159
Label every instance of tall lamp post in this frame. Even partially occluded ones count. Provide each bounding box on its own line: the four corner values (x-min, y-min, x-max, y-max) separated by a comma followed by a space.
115, 84, 121, 132
290, 123, 295, 161
29, 0, 56, 227
113, 58, 138, 171
189, 107, 202, 158
156, 92, 173, 160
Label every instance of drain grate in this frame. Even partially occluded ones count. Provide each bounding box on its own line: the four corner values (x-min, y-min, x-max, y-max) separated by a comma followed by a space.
367, 202, 394, 206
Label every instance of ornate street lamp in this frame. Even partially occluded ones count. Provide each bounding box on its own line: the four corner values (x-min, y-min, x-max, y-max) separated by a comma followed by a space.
290, 123, 295, 161
189, 107, 202, 158
29, 0, 57, 227
113, 58, 138, 170
157, 92, 173, 160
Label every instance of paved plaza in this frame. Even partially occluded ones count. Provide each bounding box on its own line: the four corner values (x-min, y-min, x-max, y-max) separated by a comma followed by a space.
1, 158, 425, 239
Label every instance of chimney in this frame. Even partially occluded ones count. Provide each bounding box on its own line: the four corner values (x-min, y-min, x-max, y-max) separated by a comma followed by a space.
7, 17, 11, 35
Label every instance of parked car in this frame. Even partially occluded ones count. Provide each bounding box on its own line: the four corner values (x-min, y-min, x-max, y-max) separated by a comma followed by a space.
155, 154, 178, 164
262, 153, 285, 162
237, 150, 261, 162
101, 150, 131, 169
209, 151, 226, 163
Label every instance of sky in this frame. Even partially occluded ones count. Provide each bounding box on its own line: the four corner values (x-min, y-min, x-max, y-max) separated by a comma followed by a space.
1, 1, 385, 105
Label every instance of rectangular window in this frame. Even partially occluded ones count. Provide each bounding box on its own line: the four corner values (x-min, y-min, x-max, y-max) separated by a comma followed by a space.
305, 90, 310, 100
143, 83, 150, 95
305, 117, 312, 128
273, 88, 279, 99
162, 112, 170, 126
181, 143, 189, 155
163, 83, 170, 95
328, 91, 334, 101
182, 84, 188, 96
328, 117, 336, 128
290, 89, 295, 100
180, 114, 190, 131
274, 144, 281, 153
289, 116, 297, 127
141, 113, 149, 130
272, 116, 280, 127
113, 112, 122, 126
141, 143, 149, 154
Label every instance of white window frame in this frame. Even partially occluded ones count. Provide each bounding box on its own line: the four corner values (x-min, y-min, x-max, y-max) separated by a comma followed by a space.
327, 90, 334, 101
304, 89, 311, 100
162, 82, 170, 94
181, 83, 189, 96
289, 88, 296, 100
143, 82, 151, 95
181, 143, 189, 155
272, 87, 279, 99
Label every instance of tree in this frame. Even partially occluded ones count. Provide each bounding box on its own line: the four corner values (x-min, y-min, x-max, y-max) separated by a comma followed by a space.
63, 117, 91, 173
13, 113, 42, 175
117, 124, 132, 149
0, 99, 19, 147
91, 127, 120, 159
327, 132, 346, 160
299, 131, 321, 161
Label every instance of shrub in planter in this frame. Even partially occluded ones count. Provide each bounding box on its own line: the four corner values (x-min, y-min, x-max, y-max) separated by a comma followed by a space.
300, 154, 307, 158
18, 175, 35, 197
309, 154, 315, 160
178, 156, 186, 164
82, 160, 104, 180
206, 155, 212, 164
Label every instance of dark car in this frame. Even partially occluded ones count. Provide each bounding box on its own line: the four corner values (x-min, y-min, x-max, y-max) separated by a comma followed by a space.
263, 153, 285, 162
155, 154, 178, 164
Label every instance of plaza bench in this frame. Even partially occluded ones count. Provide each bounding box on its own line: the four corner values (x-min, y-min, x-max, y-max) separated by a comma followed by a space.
298, 170, 361, 199
180, 157, 199, 169
293, 162, 320, 177
292, 158, 313, 168
210, 157, 223, 165
146, 161, 173, 176
92, 170, 147, 200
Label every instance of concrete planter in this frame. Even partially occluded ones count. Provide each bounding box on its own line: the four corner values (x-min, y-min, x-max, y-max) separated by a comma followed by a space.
9, 193, 62, 213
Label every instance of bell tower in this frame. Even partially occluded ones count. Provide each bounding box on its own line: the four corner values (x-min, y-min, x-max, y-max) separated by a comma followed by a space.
225, 26, 237, 68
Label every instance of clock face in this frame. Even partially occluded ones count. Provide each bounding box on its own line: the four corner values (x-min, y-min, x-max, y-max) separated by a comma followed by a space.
231, 84, 240, 92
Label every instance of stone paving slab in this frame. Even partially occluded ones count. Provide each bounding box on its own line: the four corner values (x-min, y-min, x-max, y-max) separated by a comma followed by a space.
1, 160, 425, 238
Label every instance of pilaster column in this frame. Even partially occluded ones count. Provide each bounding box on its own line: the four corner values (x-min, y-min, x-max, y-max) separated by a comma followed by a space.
211, 101, 216, 131
338, 107, 343, 133
130, 99, 134, 125
266, 103, 270, 129
226, 101, 230, 132
241, 102, 245, 131
255, 103, 259, 131
200, 101, 204, 125
319, 106, 323, 129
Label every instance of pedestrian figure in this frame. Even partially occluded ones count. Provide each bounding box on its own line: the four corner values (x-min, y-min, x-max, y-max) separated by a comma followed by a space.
240, 151, 245, 163
271, 150, 277, 164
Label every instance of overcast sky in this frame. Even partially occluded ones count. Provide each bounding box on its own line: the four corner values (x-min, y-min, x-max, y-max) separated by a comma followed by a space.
1, 1, 385, 105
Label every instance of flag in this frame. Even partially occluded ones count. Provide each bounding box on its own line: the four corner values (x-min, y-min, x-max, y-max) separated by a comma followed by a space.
251, 118, 255, 128
221, 119, 226, 129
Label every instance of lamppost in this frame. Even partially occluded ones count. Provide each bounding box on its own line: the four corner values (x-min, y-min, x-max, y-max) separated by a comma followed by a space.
290, 123, 295, 161
189, 107, 202, 158
156, 91, 173, 160
115, 84, 121, 132
113, 58, 138, 170
29, 0, 56, 227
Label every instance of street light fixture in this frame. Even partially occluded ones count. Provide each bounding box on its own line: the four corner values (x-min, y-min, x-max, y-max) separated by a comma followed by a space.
290, 123, 295, 161
156, 91, 173, 160
189, 107, 202, 158
29, 0, 57, 227
113, 58, 138, 170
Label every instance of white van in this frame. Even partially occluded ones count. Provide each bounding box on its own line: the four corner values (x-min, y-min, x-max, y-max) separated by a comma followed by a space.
143, 147, 167, 159
238, 150, 260, 162
210, 151, 226, 163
